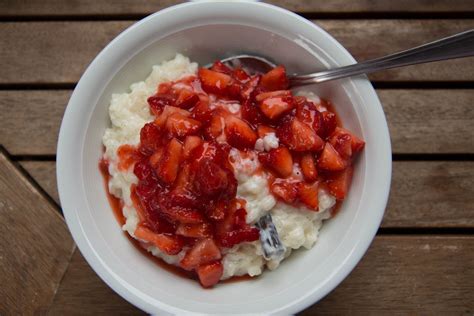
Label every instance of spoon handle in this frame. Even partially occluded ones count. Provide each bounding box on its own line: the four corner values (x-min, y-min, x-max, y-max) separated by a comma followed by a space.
290, 29, 474, 86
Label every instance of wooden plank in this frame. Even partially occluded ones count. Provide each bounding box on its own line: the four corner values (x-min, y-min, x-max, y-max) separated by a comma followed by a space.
1, 89, 472, 155
20, 160, 474, 228
1, 0, 472, 16
0, 150, 75, 315
48, 236, 474, 314
1, 20, 473, 84
20, 161, 59, 204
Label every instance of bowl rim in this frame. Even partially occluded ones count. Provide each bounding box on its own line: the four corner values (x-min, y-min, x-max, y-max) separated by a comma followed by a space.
57, 1, 392, 314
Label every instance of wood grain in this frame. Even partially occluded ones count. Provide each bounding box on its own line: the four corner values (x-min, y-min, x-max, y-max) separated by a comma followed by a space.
0, 151, 75, 315
1, 89, 473, 155
47, 236, 474, 314
1, 0, 472, 16
1, 20, 473, 84
20, 160, 474, 228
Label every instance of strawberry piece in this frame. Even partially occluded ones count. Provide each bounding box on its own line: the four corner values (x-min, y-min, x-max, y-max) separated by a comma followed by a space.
260, 66, 289, 90
210, 60, 232, 74
240, 75, 261, 100
233, 208, 247, 229
175, 90, 200, 109
134, 225, 183, 255
147, 94, 175, 116
191, 100, 213, 124
255, 90, 291, 102
139, 122, 162, 155
154, 106, 191, 128
332, 127, 365, 154
329, 132, 352, 159
160, 205, 204, 224
176, 222, 212, 238
224, 116, 257, 149
156, 138, 183, 185
298, 182, 319, 210
133, 159, 155, 181
193, 158, 236, 199
257, 125, 276, 138
196, 261, 223, 288
270, 178, 299, 203
157, 82, 172, 94
218, 227, 260, 248
183, 136, 203, 159
258, 146, 293, 178
241, 99, 266, 126
300, 153, 318, 182
173, 162, 191, 190
117, 144, 139, 171
277, 117, 324, 152
198, 68, 233, 95
259, 96, 294, 120
206, 200, 227, 221
326, 166, 353, 200
228, 82, 242, 99
205, 114, 225, 140
295, 97, 319, 127
233, 68, 250, 81
149, 147, 164, 169
165, 112, 202, 138
180, 238, 222, 270
320, 111, 337, 138
317, 143, 347, 171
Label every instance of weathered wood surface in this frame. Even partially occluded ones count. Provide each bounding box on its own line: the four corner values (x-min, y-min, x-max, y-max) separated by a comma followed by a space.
20, 160, 474, 228
1, 89, 472, 155
0, 151, 75, 315
46, 236, 474, 315
1, 0, 473, 16
1, 20, 473, 84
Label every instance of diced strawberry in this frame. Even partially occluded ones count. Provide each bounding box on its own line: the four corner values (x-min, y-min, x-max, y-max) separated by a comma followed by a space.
240, 75, 261, 100
255, 90, 291, 102
165, 112, 202, 138
241, 99, 266, 126
134, 225, 183, 255
206, 200, 227, 221
176, 222, 212, 238
191, 100, 213, 124
133, 159, 155, 181
260, 66, 289, 90
139, 122, 162, 155
300, 153, 318, 182
298, 182, 319, 210
258, 146, 293, 178
228, 82, 242, 99
167, 188, 201, 210
157, 82, 172, 94
317, 143, 347, 171
154, 105, 191, 128
193, 158, 236, 199
329, 132, 352, 159
160, 205, 204, 224
233, 208, 247, 229
180, 238, 222, 270
147, 94, 175, 116
117, 144, 139, 171
277, 117, 324, 152
257, 125, 276, 138
332, 127, 365, 154
156, 138, 183, 184
130, 185, 147, 222
183, 136, 203, 159
198, 68, 233, 95
175, 89, 200, 109
224, 116, 258, 149
205, 114, 226, 140
259, 96, 294, 120
210, 60, 232, 75
270, 178, 299, 203
295, 96, 319, 127
173, 162, 191, 190
326, 166, 353, 200
149, 147, 164, 169
218, 226, 260, 248
233, 68, 250, 81
319, 111, 337, 138
196, 261, 223, 288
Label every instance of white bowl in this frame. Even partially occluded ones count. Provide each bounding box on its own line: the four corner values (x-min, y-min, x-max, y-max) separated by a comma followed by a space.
57, 1, 392, 314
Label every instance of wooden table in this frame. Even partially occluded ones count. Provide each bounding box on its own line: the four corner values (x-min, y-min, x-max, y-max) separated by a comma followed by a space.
1, 1, 473, 314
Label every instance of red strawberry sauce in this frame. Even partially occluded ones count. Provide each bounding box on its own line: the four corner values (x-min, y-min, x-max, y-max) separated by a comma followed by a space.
100, 61, 364, 287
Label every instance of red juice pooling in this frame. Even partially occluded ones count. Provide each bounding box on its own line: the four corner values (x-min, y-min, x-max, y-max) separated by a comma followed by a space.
100, 60, 364, 288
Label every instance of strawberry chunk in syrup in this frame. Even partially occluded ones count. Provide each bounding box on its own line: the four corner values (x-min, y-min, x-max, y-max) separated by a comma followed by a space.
105, 61, 365, 288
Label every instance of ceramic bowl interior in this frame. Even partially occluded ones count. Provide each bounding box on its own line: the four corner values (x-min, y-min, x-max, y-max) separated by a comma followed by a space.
57, 2, 391, 314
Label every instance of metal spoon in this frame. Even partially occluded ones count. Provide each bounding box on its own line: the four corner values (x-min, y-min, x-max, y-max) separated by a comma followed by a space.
219, 29, 474, 87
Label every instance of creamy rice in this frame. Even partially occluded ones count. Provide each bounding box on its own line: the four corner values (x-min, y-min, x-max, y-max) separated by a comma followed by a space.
102, 54, 336, 280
